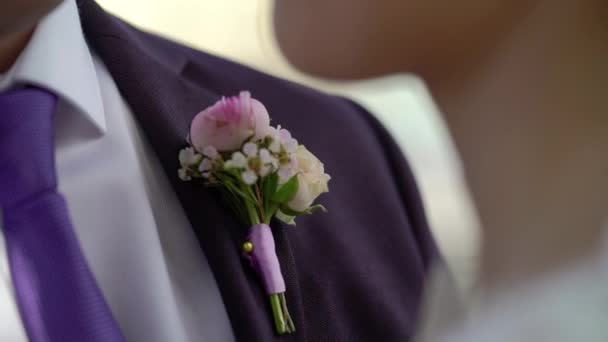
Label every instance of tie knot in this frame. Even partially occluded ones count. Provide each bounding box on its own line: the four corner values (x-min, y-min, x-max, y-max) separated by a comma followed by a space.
0, 88, 58, 206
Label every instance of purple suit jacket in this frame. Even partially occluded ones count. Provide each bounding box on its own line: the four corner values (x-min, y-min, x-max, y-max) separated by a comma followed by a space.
77, 1, 440, 341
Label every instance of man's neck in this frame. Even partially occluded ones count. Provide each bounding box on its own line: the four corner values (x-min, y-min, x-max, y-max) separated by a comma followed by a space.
431, 1, 608, 296
0, 27, 35, 73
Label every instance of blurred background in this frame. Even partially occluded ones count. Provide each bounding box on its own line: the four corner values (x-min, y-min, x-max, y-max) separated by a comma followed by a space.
96, 0, 480, 291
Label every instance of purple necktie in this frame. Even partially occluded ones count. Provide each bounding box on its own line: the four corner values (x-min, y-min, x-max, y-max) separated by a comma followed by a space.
0, 88, 124, 342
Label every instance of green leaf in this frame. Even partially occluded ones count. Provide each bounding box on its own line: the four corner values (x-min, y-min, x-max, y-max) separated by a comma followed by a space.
262, 173, 279, 210
275, 210, 296, 226
222, 179, 249, 200
263, 173, 279, 196
280, 204, 327, 217
306, 204, 328, 214
278, 205, 303, 217
271, 175, 299, 204
265, 202, 280, 224
244, 197, 261, 225
216, 173, 258, 204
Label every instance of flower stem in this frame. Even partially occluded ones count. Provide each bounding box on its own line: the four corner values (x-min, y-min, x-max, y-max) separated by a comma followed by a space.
270, 294, 287, 334
245, 198, 260, 225
254, 184, 266, 223
280, 293, 295, 332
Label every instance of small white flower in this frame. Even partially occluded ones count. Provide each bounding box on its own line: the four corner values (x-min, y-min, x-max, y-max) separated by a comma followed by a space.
203, 146, 219, 159
202, 172, 211, 179
269, 139, 281, 153
289, 155, 299, 169
259, 148, 279, 173
260, 165, 273, 177
225, 152, 248, 169
279, 128, 292, 142
243, 142, 258, 157
179, 147, 202, 167
242, 170, 258, 185
259, 149, 272, 164
278, 166, 294, 182
267, 126, 279, 138
284, 139, 298, 154
199, 158, 213, 172
178, 168, 191, 181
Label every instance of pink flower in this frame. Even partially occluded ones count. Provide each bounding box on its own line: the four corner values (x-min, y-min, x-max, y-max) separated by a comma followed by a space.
190, 91, 271, 152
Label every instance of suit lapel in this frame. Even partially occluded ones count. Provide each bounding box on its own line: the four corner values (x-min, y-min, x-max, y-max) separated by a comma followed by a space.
77, 2, 306, 341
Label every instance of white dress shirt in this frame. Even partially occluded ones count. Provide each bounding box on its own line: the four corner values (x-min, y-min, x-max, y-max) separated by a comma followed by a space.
0, 1, 234, 341
420, 235, 608, 342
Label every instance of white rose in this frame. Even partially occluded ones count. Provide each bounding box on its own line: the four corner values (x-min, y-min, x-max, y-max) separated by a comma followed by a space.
287, 145, 331, 212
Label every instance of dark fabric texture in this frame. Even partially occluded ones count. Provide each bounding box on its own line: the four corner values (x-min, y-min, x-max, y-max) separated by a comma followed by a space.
76, 1, 441, 341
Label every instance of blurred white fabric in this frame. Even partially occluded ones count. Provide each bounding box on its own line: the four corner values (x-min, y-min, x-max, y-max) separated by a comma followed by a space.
414, 263, 466, 342
429, 237, 608, 342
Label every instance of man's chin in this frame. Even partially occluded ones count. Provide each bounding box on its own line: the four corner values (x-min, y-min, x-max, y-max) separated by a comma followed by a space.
277, 46, 394, 82
0, 0, 63, 37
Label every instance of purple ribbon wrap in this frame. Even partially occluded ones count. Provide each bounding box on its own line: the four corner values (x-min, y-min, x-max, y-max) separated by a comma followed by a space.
245, 224, 286, 294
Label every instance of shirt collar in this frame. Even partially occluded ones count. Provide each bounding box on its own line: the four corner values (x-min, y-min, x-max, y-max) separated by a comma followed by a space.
3, 0, 106, 133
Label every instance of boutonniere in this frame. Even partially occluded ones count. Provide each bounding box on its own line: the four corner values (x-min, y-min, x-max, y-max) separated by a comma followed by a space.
177, 91, 331, 335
